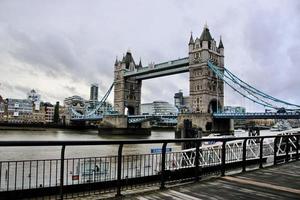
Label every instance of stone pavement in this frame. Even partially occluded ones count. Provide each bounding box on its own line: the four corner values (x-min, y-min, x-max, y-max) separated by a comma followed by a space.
125, 161, 300, 200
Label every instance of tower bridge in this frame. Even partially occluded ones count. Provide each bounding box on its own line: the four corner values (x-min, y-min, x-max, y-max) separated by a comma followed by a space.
113, 24, 228, 132
70, 24, 300, 131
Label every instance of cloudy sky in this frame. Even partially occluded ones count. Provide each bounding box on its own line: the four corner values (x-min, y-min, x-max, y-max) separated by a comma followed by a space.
0, 0, 299, 111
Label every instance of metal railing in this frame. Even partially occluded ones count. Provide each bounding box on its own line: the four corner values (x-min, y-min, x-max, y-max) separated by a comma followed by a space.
0, 134, 299, 199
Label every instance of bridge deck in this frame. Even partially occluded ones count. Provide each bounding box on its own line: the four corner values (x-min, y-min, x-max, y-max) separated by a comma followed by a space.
126, 161, 300, 200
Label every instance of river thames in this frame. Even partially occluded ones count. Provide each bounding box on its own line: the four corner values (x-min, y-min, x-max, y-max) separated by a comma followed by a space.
0, 129, 181, 161
0, 128, 277, 161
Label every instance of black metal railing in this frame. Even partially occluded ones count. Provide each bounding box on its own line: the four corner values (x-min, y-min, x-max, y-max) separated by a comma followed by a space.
0, 134, 299, 199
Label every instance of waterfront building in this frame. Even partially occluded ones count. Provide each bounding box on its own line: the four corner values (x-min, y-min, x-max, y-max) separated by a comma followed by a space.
141, 101, 177, 115
140, 103, 153, 115
174, 90, 190, 113
5, 98, 33, 123
27, 89, 41, 111
224, 106, 246, 113
64, 96, 86, 124
64, 95, 86, 113
0, 96, 5, 122
42, 102, 54, 124
246, 119, 275, 127
32, 108, 45, 124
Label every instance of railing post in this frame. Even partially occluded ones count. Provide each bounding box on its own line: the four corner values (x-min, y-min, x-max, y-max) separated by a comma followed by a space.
296, 135, 299, 160
242, 139, 248, 172
221, 140, 226, 176
274, 136, 278, 165
259, 138, 264, 169
60, 145, 66, 200
116, 144, 123, 197
194, 141, 200, 182
160, 142, 167, 190
285, 136, 290, 163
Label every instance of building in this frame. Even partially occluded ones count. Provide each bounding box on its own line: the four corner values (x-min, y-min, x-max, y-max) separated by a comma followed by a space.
224, 106, 246, 113
32, 108, 45, 124
6, 98, 33, 123
174, 90, 191, 113
89, 84, 99, 109
0, 96, 5, 122
27, 89, 41, 111
140, 103, 153, 115
64, 95, 86, 113
141, 101, 178, 115
90, 84, 98, 101
42, 102, 54, 124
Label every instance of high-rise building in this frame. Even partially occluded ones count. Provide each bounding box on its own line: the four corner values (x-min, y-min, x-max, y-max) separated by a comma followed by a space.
90, 84, 98, 101
174, 90, 190, 113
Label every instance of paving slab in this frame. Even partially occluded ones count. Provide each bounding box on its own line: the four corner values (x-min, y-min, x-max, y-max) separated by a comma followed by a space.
126, 161, 300, 200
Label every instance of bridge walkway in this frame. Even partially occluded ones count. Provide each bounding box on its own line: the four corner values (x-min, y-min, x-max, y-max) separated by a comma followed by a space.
124, 161, 300, 200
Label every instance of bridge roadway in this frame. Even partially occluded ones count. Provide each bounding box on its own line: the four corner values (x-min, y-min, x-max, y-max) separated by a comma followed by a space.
123, 57, 189, 80
71, 112, 300, 122
213, 112, 300, 119
125, 161, 300, 200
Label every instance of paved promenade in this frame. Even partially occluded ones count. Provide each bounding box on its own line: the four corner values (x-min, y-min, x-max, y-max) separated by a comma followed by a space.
126, 161, 300, 200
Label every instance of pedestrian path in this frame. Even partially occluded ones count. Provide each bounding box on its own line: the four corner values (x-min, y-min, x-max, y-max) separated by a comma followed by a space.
126, 161, 300, 200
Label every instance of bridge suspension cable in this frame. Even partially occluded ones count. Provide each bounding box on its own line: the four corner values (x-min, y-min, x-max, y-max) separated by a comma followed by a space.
207, 61, 277, 109
86, 82, 115, 116
70, 82, 115, 117
207, 61, 300, 110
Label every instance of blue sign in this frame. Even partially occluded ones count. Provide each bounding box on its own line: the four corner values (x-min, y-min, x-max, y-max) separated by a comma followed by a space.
151, 148, 172, 154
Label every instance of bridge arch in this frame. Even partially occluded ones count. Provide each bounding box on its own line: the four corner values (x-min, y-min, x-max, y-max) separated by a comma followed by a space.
208, 99, 222, 113
125, 106, 135, 116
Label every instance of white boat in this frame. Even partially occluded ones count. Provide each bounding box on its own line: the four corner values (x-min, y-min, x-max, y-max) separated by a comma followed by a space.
202, 133, 235, 146
270, 120, 292, 132
234, 129, 247, 137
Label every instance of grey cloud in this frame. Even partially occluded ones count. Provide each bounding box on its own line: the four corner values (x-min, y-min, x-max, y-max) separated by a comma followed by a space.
64, 86, 77, 94
0, 0, 300, 109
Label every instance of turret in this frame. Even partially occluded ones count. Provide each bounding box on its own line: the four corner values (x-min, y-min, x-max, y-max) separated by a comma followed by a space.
218, 36, 224, 55
120, 50, 136, 71
188, 32, 194, 52
137, 58, 143, 69
199, 24, 213, 49
114, 57, 119, 66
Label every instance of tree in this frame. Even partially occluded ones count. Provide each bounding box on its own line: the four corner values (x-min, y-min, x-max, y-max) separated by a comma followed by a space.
53, 101, 60, 124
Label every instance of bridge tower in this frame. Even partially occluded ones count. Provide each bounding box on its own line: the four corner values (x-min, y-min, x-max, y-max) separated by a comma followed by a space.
114, 50, 142, 115
179, 25, 231, 133
189, 24, 224, 114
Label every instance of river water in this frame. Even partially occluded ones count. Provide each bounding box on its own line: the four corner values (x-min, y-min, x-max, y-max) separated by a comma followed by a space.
0, 128, 278, 161
0, 129, 180, 161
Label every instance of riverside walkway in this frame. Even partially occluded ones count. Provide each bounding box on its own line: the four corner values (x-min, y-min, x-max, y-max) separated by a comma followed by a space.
126, 161, 300, 200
